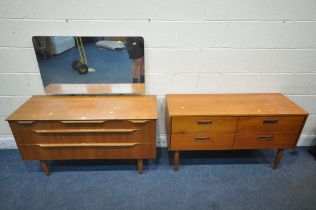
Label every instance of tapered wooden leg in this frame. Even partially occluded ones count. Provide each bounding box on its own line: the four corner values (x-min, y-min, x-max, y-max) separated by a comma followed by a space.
39, 160, 50, 176
174, 151, 179, 172
138, 159, 143, 175
273, 149, 285, 169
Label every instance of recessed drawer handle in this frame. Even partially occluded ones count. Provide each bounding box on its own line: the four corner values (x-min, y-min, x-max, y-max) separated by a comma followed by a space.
128, 120, 149, 124
195, 137, 210, 142
197, 120, 213, 125
60, 121, 106, 124
263, 120, 278, 124
257, 135, 274, 141
17, 121, 35, 125
33, 129, 139, 134
34, 143, 139, 148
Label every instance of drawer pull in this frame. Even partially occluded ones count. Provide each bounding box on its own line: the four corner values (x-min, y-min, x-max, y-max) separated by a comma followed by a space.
17, 121, 35, 125
33, 129, 139, 134
128, 120, 149, 124
195, 137, 210, 142
197, 120, 213, 125
263, 120, 278, 124
34, 143, 139, 148
257, 135, 273, 141
60, 121, 105, 124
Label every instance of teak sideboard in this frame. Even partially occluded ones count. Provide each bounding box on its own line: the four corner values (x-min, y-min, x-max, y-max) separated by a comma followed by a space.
6, 95, 157, 175
166, 93, 308, 171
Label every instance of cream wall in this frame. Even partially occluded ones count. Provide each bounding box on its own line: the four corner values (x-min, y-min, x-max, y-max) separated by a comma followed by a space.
0, 0, 316, 148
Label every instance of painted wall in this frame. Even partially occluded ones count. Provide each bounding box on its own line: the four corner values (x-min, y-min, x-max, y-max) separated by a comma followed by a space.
0, 0, 316, 148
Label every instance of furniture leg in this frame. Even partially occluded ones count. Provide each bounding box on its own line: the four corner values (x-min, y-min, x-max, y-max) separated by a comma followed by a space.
39, 160, 50, 176
273, 149, 285, 169
138, 159, 143, 175
174, 151, 179, 172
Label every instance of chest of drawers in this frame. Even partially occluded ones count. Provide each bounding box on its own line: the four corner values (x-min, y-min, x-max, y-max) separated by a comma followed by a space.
166, 93, 308, 171
6, 95, 157, 175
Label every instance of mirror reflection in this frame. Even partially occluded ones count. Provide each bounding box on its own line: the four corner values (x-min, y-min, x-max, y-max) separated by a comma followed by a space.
32, 36, 145, 94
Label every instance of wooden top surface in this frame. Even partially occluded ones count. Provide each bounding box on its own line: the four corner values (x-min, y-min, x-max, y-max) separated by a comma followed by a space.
6, 95, 157, 121
167, 93, 308, 116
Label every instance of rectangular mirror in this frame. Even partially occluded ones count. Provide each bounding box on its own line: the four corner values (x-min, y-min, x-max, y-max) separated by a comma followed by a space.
32, 36, 145, 94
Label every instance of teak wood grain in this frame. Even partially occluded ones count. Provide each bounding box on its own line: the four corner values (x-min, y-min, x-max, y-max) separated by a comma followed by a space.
233, 132, 299, 149
9, 120, 155, 145
167, 93, 307, 116
171, 133, 235, 150
236, 116, 305, 133
166, 93, 308, 171
18, 143, 156, 160
6, 95, 157, 121
7, 95, 157, 175
172, 116, 237, 133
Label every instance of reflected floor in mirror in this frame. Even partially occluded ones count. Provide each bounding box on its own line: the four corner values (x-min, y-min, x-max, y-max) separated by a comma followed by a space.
38, 43, 132, 85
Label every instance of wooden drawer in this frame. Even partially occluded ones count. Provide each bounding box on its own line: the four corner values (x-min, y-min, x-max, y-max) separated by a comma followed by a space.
172, 117, 237, 133
236, 116, 304, 133
10, 120, 153, 130
233, 132, 299, 149
18, 143, 156, 160
171, 133, 234, 150
9, 120, 155, 144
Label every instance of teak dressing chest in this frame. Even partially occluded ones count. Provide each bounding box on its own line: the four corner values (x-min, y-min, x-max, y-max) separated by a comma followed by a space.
6, 95, 157, 175
166, 93, 308, 171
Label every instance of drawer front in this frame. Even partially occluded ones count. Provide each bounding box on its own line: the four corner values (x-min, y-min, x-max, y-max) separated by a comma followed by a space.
18, 143, 156, 160
10, 120, 154, 130
236, 116, 304, 133
171, 133, 234, 150
9, 120, 155, 144
172, 117, 237, 133
233, 132, 298, 149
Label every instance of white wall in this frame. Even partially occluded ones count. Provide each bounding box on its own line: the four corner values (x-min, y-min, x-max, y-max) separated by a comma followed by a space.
0, 0, 316, 148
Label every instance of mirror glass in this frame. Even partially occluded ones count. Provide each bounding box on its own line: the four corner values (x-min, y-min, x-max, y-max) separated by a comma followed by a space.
32, 36, 145, 94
